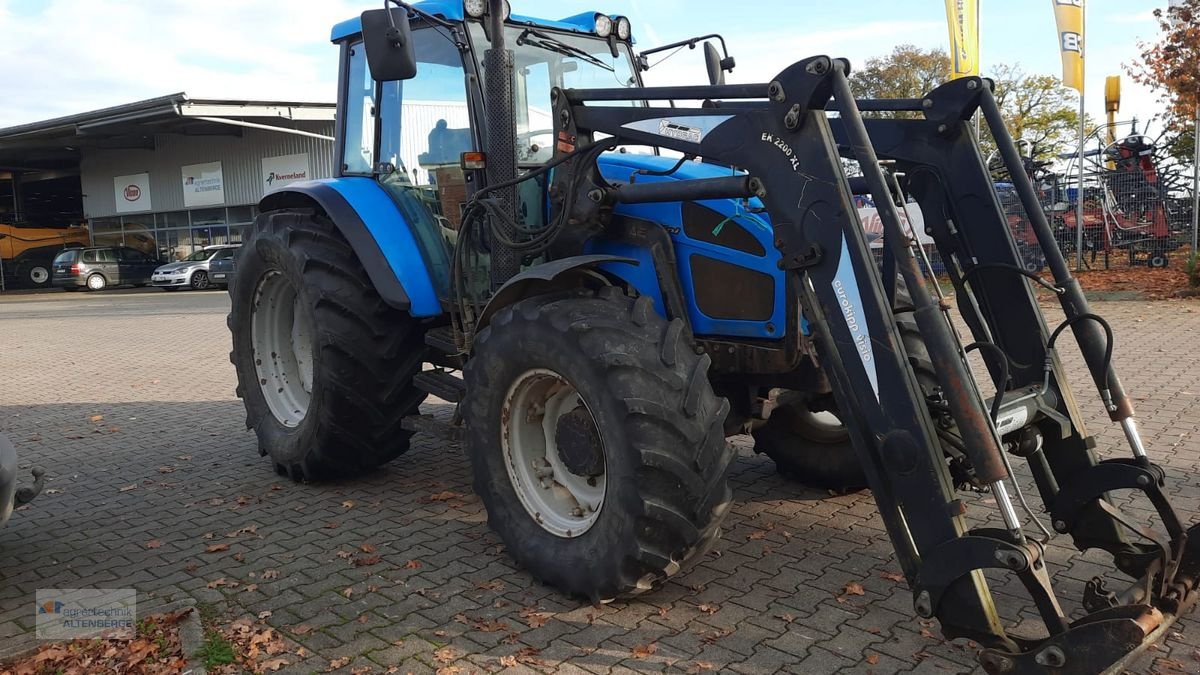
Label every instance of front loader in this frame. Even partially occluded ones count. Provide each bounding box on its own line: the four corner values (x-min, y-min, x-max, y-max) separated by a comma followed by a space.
225, 1, 1200, 671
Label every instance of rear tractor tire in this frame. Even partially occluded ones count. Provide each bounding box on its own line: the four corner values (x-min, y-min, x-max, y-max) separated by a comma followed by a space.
228, 209, 427, 480
464, 289, 736, 601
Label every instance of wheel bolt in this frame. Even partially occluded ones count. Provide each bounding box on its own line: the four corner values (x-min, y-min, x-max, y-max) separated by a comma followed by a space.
571, 507, 584, 517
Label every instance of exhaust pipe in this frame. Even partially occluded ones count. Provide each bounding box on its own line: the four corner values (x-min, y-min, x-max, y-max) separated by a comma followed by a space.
482, 0, 521, 290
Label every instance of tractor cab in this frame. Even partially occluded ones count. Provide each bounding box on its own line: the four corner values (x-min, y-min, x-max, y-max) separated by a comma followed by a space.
330, 2, 642, 299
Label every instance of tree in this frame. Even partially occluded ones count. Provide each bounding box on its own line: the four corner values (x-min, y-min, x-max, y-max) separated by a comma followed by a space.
849, 45, 951, 102
1128, 0, 1200, 164
849, 45, 1082, 163
986, 64, 1082, 161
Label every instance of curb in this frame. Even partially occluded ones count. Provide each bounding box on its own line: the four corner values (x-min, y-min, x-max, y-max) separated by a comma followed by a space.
0, 597, 206, 674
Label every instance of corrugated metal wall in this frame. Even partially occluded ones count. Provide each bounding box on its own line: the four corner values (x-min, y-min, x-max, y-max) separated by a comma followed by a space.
80, 122, 335, 218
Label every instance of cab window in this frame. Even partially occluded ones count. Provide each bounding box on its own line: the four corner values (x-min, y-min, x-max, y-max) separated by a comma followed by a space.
341, 42, 376, 174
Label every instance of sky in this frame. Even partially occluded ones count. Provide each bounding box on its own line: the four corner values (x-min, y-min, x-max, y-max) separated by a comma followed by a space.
0, 0, 1175, 142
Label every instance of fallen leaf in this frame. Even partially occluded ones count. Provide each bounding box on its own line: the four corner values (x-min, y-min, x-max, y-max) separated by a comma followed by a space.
356, 613, 369, 624
632, 642, 658, 659
433, 646, 459, 664
119, 484, 138, 492
177, 454, 192, 461
207, 578, 229, 589
352, 555, 382, 567
336, 550, 353, 559
697, 603, 719, 615
205, 543, 230, 554
499, 655, 518, 667
428, 490, 464, 502
866, 654, 880, 665
686, 662, 716, 674
746, 530, 766, 541
474, 579, 504, 592
243, 584, 259, 593
342, 587, 354, 599
89, 414, 104, 423
144, 539, 163, 549
258, 610, 272, 619
880, 571, 905, 583
436, 668, 464, 675
327, 656, 350, 671
777, 612, 795, 624
836, 581, 866, 603
341, 500, 356, 509
261, 658, 290, 671
404, 559, 422, 569
657, 606, 669, 617
262, 569, 280, 580
291, 624, 313, 635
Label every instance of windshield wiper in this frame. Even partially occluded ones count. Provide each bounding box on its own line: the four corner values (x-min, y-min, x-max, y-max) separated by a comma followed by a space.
515, 28, 614, 72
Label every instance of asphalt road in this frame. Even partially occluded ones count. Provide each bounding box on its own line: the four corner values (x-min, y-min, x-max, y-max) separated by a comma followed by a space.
0, 287, 230, 321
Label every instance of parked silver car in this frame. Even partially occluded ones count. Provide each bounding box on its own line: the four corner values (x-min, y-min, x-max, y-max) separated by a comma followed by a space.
152, 245, 239, 291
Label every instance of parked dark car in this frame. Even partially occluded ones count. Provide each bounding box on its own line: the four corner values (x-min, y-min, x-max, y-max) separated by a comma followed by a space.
209, 251, 237, 290
51, 246, 158, 291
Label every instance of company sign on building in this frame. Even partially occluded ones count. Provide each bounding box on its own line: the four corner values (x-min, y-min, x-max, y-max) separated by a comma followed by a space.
112, 173, 151, 213
181, 161, 225, 207
262, 153, 311, 193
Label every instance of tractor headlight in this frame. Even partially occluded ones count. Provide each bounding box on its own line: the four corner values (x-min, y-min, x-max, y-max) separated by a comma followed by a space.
593, 13, 612, 37
464, 0, 509, 19
613, 16, 631, 41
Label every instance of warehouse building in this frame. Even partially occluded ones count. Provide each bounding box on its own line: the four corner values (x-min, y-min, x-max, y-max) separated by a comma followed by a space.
0, 93, 335, 270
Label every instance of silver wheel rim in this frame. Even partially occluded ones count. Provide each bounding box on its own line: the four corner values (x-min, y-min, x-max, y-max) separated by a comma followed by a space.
251, 271, 314, 427
192, 272, 209, 289
87, 275, 104, 290
29, 267, 48, 284
501, 369, 606, 538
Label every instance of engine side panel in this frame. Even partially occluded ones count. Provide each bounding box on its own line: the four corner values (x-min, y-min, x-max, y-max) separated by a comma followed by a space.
595, 154, 785, 340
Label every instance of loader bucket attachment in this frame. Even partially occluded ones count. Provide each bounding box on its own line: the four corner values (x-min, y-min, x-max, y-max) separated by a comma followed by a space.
550, 57, 1200, 673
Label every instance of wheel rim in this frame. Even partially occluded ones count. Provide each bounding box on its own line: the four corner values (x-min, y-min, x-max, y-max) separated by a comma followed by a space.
501, 369, 606, 538
251, 271, 314, 427
192, 272, 209, 289
87, 275, 104, 290
29, 266, 49, 285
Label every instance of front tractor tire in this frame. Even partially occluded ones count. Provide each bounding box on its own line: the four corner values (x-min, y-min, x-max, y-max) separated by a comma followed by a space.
752, 395, 866, 493
464, 289, 735, 601
228, 209, 426, 480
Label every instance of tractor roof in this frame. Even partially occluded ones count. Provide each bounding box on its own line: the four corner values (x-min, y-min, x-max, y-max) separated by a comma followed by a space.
331, 2, 609, 42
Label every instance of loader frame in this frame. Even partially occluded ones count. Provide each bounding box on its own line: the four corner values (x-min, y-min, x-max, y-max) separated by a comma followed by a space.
543, 56, 1200, 673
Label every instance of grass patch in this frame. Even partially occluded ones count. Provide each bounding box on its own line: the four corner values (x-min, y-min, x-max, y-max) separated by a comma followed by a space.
199, 630, 236, 669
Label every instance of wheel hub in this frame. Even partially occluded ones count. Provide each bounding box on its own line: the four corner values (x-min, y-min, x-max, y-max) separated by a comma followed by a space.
250, 271, 314, 428
554, 406, 604, 477
501, 369, 606, 538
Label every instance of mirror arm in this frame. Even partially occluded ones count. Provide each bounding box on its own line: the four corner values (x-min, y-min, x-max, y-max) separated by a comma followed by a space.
637, 33, 733, 72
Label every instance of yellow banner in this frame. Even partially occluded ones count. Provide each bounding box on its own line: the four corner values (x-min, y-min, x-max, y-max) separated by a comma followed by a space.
944, 0, 979, 78
1052, 0, 1085, 93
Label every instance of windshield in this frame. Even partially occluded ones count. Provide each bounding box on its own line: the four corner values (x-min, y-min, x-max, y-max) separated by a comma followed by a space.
469, 24, 639, 164
185, 249, 217, 262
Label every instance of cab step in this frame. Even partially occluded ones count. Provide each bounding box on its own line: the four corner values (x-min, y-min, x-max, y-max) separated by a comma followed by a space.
414, 369, 467, 403
424, 326, 465, 368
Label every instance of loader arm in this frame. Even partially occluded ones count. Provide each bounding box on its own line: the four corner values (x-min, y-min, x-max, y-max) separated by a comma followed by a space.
546, 57, 1200, 674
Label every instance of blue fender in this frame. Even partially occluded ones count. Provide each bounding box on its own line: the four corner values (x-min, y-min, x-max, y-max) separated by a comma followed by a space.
259, 177, 443, 317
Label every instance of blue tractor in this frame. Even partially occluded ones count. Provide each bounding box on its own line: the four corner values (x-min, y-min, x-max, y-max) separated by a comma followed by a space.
228, 2, 1200, 670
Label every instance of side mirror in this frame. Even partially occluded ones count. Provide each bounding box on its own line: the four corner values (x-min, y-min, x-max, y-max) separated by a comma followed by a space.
704, 42, 725, 86
361, 8, 417, 81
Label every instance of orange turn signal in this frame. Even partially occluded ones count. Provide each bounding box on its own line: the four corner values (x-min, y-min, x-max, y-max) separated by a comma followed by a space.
460, 152, 486, 170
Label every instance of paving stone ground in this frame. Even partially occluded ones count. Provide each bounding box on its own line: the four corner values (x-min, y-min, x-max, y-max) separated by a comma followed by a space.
0, 289, 1197, 674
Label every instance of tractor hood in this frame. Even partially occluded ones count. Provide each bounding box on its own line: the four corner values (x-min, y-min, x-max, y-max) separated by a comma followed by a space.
596, 153, 757, 190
